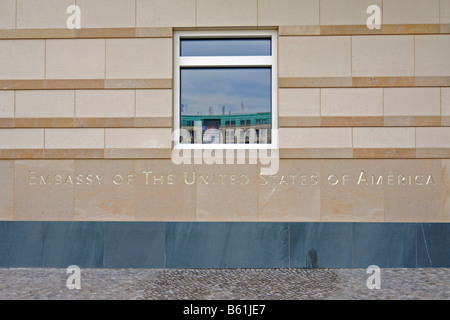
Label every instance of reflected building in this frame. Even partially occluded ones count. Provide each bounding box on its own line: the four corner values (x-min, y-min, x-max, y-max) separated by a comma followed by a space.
181, 112, 271, 144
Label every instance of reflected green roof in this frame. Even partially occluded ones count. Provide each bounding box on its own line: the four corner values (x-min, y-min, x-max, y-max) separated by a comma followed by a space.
181, 112, 271, 126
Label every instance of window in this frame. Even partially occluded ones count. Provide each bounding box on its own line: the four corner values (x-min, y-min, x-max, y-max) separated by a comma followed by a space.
174, 30, 278, 149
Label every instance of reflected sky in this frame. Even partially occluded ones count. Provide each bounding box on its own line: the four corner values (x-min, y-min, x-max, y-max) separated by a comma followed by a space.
180, 68, 271, 116
181, 38, 271, 56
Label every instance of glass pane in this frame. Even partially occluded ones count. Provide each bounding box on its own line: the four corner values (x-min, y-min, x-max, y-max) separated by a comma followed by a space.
180, 68, 272, 144
180, 38, 271, 56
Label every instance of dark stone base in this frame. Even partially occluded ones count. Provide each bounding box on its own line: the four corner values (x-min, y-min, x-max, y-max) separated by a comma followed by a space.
0, 222, 448, 268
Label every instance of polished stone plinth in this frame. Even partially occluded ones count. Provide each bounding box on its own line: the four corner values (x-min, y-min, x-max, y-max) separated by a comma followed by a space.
0, 222, 448, 268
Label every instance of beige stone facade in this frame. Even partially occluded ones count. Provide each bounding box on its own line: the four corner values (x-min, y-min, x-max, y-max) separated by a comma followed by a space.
0, 0, 449, 222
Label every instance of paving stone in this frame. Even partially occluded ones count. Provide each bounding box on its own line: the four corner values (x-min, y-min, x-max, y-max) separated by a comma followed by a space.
0, 268, 448, 300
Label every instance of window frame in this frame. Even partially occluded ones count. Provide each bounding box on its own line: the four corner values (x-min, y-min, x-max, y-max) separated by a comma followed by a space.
173, 30, 278, 150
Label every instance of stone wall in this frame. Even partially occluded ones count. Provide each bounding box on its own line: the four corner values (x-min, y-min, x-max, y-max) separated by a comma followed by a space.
0, 0, 449, 267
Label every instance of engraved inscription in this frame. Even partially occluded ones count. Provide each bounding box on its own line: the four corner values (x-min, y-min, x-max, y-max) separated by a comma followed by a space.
26, 170, 436, 187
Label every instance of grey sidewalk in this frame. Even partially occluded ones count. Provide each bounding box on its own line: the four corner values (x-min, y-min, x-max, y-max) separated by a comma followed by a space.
0, 268, 449, 300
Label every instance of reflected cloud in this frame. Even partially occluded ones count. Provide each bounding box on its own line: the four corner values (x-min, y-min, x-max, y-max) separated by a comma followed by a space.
181, 38, 271, 56
181, 68, 271, 116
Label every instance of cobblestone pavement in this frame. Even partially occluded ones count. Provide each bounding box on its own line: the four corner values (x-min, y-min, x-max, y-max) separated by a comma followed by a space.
0, 268, 448, 300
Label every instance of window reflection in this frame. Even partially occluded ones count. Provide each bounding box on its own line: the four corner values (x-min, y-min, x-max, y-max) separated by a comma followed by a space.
180, 38, 271, 56
180, 68, 272, 144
